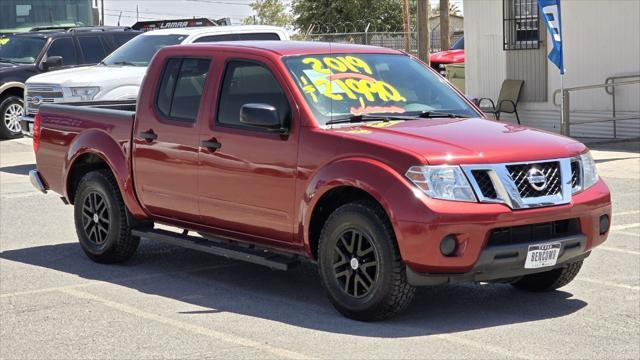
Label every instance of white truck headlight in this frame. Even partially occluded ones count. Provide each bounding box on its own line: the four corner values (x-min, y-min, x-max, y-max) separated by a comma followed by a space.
70, 87, 100, 101
580, 151, 599, 190
406, 165, 477, 202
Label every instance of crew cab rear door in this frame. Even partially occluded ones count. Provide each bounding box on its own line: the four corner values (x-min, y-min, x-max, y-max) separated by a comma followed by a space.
132, 56, 212, 223
198, 55, 299, 245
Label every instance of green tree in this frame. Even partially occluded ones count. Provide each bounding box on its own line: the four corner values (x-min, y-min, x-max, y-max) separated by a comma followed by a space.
292, 0, 404, 33
243, 0, 292, 27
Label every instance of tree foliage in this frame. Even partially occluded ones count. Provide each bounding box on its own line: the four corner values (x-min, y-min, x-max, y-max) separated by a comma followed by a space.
244, 0, 292, 27
291, 0, 404, 33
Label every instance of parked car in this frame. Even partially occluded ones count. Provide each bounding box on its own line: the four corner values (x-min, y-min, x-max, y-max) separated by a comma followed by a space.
20, 25, 289, 136
29, 41, 611, 321
0, 26, 140, 138
430, 36, 465, 75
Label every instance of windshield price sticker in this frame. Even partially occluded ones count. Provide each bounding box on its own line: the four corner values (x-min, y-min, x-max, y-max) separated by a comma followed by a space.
300, 56, 407, 115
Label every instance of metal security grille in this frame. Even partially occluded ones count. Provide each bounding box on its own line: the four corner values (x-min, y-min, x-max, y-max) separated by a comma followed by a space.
507, 162, 562, 198
503, 0, 541, 50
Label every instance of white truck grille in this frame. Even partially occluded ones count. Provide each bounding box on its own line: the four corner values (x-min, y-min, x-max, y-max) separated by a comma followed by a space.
25, 84, 64, 115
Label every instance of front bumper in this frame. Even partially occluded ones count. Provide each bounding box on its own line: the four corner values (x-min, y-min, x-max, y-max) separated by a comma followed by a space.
393, 179, 611, 275
19, 115, 34, 137
407, 234, 589, 285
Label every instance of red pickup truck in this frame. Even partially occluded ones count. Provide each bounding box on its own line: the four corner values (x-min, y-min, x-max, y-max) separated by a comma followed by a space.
30, 41, 611, 321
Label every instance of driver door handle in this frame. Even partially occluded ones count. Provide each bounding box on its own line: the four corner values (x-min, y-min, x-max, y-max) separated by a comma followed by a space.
201, 139, 222, 151
139, 130, 157, 142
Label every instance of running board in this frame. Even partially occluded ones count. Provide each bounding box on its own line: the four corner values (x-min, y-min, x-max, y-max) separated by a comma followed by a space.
131, 228, 299, 271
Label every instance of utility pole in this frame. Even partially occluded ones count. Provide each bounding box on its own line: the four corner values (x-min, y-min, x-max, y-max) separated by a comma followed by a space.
439, 0, 450, 51
100, 0, 104, 25
136, 5, 139, 22
417, 0, 430, 64
402, 0, 410, 52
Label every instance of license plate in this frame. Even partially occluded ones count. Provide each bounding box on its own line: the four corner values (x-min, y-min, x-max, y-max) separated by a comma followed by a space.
524, 242, 561, 269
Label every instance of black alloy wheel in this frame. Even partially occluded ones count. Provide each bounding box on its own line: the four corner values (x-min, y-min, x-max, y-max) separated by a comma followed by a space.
333, 229, 380, 298
81, 191, 111, 245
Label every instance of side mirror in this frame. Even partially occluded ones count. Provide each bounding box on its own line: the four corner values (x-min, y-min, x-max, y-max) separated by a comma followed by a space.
240, 103, 287, 134
41, 56, 63, 71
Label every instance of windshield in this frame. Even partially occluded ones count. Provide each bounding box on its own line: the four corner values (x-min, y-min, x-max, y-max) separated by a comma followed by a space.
451, 37, 464, 50
102, 34, 186, 67
284, 53, 478, 125
0, 36, 46, 64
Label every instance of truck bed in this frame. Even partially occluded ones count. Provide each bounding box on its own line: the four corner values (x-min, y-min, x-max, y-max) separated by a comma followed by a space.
36, 103, 135, 197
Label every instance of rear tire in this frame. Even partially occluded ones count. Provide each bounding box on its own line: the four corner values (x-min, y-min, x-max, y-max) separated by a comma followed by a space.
73, 170, 139, 263
511, 260, 583, 292
0, 95, 24, 139
317, 201, 415, 321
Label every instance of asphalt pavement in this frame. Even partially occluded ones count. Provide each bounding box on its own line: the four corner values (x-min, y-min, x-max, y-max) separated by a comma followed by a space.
1, 137, 639, 359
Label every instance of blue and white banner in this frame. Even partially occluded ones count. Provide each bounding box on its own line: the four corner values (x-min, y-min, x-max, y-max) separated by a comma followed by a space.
538, 0, 565, 74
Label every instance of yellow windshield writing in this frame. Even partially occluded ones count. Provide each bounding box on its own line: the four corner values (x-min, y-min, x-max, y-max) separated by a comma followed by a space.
0, 38, 9, 46
300, 56, 407, 114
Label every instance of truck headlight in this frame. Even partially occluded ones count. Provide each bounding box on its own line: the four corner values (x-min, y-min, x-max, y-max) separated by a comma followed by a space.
580, 151, 599, 190
70, 87, 100, 101
406, 165, 477, 202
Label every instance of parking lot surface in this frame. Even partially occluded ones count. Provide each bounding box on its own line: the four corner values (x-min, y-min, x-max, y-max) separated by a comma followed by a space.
1, 137, 639, 359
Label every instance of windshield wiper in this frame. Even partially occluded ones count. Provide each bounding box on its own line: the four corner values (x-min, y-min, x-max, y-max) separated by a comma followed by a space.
415, 111, 471, 119
326, 114, 419, 126
111, 61, 138, 66
0, 57, 18, 64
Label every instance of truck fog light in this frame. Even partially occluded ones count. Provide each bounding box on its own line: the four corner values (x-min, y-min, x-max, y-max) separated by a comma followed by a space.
599, 215, 610, 235
440, 235, 457, 256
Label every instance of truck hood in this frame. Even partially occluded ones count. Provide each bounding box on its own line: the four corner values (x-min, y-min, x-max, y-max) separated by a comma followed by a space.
331, 117, 586, 165
26, 65, 147, 87
429, 49, 465, 64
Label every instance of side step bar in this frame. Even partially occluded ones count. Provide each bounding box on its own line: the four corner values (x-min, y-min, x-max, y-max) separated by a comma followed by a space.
131, 228, 300, 271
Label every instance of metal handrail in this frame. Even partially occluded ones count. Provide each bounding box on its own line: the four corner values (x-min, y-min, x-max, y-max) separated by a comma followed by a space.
553, 75, 640, 138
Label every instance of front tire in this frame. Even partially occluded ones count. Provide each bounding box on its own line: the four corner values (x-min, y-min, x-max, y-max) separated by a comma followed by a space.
511, 260, 583, 292
317, 202, 415, 321
73, 170, 139, 263
0, 95, 24, 139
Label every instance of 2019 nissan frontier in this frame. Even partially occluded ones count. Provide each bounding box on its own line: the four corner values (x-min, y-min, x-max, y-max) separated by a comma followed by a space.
29, 41, 612, 321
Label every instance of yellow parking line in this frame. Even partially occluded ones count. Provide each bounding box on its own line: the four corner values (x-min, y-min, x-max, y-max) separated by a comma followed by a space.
577, 277, 640, 291
598, 246, 640, 255
0, 263, 238, 299
613, 210, 640, 216
611, 223, 640, 231
59, 288, 311, 359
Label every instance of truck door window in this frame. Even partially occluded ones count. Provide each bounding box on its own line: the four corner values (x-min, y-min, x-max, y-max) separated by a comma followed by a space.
155, 58, 211, 122
46, 37, 77, 65
77, 36, 107, 64
217, 60, 290, 129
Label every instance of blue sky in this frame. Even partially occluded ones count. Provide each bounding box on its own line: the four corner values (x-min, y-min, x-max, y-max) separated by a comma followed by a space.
103, 0, 463, 28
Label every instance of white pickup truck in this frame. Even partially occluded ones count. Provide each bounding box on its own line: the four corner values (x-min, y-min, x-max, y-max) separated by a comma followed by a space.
20, 25, 289, 134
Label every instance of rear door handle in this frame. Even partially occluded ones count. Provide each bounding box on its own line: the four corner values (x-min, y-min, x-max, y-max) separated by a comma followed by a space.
201, 139, 222, 151
139, 130, 157, 142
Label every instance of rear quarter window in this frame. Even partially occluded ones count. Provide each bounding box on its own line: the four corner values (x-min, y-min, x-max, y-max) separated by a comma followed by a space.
155, 57, 211, 122
193, 32, 281, 43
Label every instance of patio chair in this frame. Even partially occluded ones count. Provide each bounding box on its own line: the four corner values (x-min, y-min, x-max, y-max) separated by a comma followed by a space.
476, 79, 524, 124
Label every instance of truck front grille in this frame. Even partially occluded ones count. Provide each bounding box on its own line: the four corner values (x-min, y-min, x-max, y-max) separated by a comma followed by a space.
463, 158, 574, 209
506, 161, 561, 198
25, 84, 64, 115
487, 218, 581, 246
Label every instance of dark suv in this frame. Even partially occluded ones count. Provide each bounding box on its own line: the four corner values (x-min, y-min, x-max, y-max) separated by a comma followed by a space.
0, 26, 141, 138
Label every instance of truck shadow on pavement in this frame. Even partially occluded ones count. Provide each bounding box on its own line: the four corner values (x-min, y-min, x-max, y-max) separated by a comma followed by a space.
0, 240, 588, 337
0, 164, 35, 176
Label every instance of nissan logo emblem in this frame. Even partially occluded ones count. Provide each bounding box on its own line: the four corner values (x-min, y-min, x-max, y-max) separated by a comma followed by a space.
527, 168, 548, 191
31, 96, 43, 105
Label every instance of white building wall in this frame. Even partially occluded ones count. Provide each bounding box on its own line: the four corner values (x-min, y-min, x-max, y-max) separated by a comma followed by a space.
463, 0, 640, 138
463, 0, 506, 101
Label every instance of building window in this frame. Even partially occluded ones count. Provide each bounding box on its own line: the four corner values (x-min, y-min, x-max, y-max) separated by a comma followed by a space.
503, 0, 541, 50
